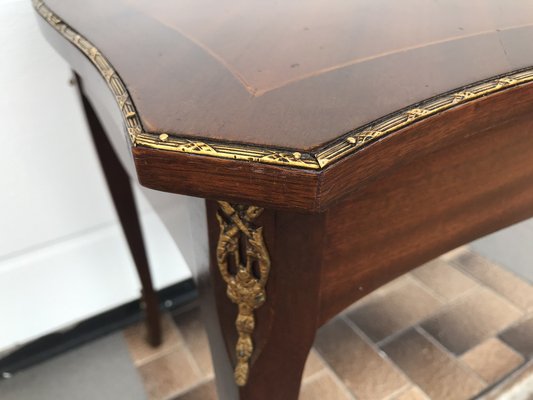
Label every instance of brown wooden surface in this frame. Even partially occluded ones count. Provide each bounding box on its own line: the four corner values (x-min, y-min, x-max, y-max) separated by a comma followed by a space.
43, 0, 533, 150
319, 107, 533, 322
36, 0, 533, 212
205, 201, 326, 400
134, 81, 533, 212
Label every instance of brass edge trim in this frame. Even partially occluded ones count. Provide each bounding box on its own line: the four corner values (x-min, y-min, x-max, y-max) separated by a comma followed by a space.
135, 132, 319, 169
34, 0, 533, 170
32, 0, 320, 170
315, 69, 533, 168
33, 0, 143, 144
215, 202, 271, 386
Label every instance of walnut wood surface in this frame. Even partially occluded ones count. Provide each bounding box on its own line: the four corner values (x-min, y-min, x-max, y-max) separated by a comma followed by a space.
36, 1, 533, 212
134, 81, 533, 212
205, 201, 326, 399
319, 108, 533, 322
43, 0, 533, 150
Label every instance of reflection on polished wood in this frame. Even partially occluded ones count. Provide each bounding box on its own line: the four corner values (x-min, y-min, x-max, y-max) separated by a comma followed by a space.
42, 0, 533, 149
33, 0, 533, 172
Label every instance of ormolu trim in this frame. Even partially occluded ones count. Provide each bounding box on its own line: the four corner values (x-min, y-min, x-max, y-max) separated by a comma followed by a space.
216, 202, 270, 386
34, 0, 533, 170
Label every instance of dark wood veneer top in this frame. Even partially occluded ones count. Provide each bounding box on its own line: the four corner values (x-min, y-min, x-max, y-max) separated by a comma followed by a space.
44, 0, 533, 150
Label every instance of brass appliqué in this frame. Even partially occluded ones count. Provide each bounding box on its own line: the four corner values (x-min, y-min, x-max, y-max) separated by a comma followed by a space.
216, 201, 270, 386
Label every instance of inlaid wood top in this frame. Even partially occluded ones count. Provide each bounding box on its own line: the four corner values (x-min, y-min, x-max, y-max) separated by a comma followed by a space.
41, 0, 533, 152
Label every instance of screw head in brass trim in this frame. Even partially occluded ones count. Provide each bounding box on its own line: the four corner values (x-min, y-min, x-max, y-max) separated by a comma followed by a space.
159, 133, 169, 141
292, 152, 302, 160
346, 137, 356, 144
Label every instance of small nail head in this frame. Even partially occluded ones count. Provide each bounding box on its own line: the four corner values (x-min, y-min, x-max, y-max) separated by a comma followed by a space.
159, 133, 169, 141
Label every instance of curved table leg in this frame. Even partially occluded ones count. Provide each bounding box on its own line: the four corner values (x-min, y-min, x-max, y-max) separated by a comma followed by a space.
199, 201, 326, 400
75, 75, 162, 347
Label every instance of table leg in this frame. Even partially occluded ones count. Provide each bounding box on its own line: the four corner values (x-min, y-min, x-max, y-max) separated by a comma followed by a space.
75, 76, 162, 347
200, 200, 326, 400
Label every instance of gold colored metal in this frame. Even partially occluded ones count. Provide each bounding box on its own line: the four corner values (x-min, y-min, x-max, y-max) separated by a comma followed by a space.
34, 0, 533, 170
215, 201, 270, 386
314, 67, 533, 168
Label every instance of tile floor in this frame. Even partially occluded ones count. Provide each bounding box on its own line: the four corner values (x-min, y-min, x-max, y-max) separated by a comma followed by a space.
124, 248, 533, 400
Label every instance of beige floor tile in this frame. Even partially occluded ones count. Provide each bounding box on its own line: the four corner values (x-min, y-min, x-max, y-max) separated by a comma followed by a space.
483, 360, 533, 400
393, 386, 429, 400
454, 252, 533, 311
138, 346, 201, 400
315, 318, 408, 400
172, 380, 218, 400
340, 275, 412, 315
461, 338, 524, 384
124, 314, 183, 366
299, 371, 352, 400
422, 287, 523, 354
346, 278, 443, 343
302, 349, 326, 381
500, 315, 533, 358
173, 308, 214, 377
382, 329, 486, 400
411, 259, 478, 301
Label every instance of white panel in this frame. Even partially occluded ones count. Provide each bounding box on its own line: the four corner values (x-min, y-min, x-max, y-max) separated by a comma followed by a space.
471, 219, 533, 283
0, 0, 116, 258
0, 0, 194, 353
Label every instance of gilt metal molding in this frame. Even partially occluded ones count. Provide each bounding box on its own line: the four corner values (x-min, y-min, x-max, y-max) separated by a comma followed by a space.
34, 0, 533, 170
215, 201, 270, 386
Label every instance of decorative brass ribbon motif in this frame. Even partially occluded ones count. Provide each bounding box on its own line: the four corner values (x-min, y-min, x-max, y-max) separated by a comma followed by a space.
34, 0, 533, 170
215, 201, 271, 386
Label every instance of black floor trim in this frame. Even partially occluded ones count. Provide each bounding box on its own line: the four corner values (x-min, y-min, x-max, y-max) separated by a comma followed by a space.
0, 279, 197, 378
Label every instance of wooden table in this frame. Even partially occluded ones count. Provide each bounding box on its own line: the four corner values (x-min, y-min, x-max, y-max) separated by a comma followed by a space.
34, 1, 533, 398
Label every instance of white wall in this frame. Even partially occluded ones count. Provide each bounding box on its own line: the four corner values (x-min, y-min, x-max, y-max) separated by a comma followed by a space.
0, 0, 195, 354
472, 220, 533, 283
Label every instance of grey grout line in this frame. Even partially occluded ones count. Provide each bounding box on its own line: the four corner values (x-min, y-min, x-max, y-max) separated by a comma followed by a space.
381, 384, 415, 400
457, 248, 533, 287
407, 272, 452, 305
415, 325, 491, 387
340, 315, 412, 397
322, 368, 359, 400
132, 344, 181, 368
164, 375, 214, 400
374, 284, 479, 350
450, 256, 533, 314
309, 346, 358, 400
173, 326, 205, 380
301, 358, 327, 384
307, 356, 358, 400
301, 368, 329, 385
476, 359, 533, 399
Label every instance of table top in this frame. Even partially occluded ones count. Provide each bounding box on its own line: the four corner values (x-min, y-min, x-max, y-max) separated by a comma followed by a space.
40, 1, 533, 156
35, 0, 533, 211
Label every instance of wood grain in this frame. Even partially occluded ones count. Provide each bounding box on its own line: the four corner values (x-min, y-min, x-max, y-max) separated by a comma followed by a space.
318, 107, 533, 322
42, 0, 533, 149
